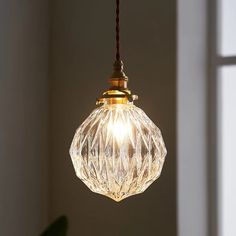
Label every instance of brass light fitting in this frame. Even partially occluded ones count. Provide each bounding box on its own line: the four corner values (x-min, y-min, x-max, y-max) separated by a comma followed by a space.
96, 60, 138, 105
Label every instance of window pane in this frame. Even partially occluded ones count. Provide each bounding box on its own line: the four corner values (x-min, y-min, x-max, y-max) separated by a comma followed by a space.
218, 66, 236, 236
219, 0, 236, 56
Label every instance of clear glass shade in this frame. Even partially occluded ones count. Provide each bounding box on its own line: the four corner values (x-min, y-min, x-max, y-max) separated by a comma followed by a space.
69, 104, 167, 201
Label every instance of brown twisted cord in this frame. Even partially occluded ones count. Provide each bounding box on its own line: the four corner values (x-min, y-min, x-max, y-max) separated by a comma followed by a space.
116, 0, 120, 61
110, 0, 127, 79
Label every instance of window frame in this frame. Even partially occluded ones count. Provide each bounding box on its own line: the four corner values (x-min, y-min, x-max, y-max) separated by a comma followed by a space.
209, 0, 236, 235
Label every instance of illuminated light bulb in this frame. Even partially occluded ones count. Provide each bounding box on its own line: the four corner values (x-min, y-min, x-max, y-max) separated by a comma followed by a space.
107, 112, 132, 142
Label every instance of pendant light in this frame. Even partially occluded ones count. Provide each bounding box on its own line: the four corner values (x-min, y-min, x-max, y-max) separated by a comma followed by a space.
69, 0, 167, 202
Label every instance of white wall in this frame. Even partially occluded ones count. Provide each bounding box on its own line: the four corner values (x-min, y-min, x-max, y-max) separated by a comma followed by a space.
0, 1, 49, 235
1, 1, 213, 235
177, 0, 209, 235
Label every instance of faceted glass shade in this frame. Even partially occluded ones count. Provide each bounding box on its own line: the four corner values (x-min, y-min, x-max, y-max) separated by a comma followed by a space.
70, 104, 167, 201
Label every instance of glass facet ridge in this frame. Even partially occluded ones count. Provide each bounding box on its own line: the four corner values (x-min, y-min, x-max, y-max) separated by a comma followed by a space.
69, 104, 167, 201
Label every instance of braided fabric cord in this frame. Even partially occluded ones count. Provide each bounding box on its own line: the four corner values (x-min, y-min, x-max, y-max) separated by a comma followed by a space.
116, 0, 120, 61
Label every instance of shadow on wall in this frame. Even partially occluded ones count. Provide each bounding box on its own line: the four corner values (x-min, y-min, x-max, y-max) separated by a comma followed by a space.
40, 216, 68, 236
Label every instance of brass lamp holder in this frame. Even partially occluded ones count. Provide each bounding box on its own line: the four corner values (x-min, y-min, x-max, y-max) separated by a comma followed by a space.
96, 60, 138, 105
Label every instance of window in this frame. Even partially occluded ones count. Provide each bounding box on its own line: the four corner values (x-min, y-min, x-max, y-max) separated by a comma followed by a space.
219, 0, 236, 56
213, 0, 236, 235
218, 66, 236, 236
